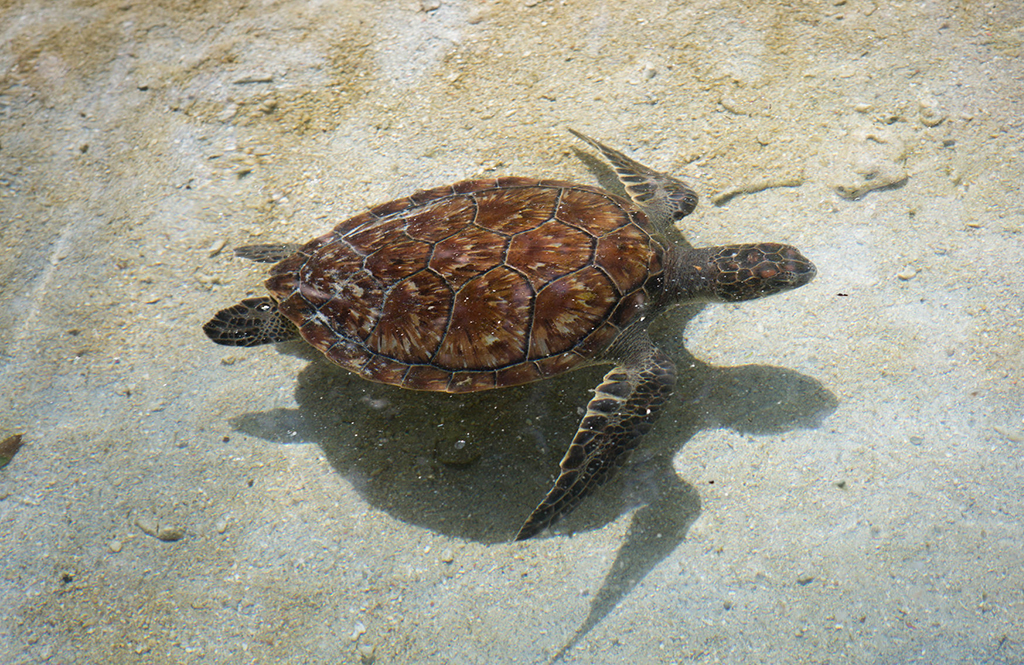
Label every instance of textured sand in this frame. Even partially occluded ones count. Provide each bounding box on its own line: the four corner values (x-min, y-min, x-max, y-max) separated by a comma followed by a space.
1, 1, 1022, 662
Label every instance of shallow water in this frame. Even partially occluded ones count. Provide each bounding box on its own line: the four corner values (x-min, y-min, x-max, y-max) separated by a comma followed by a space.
2, 1, 1023, 663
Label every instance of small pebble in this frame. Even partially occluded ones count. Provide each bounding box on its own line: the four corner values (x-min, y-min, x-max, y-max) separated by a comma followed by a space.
436, 437, 481, 467
233, 74, 274, 84
918, 100, 947, 127
993, 425, 1024, 443
358, 643, 376, 663
136, 514, 159, 538
219, 103, 238, 123
109, 539, 123, 553
350, 621, 366, 642
195, 272, 223, 287
215, 514, 230, 534
896, 268, 917, 280
207, 239, 227, 257
137, 514, 185, 541
440, 548, 455, 564
157, 525, 185, 542
908, 435, 925, 446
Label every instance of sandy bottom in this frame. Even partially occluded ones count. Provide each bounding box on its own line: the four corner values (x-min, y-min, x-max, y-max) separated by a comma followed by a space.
1, 1, 1022, 663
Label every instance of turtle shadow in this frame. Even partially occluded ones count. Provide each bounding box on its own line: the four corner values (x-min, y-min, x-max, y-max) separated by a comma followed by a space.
230, 305, 836, 657
230, 306, 835, 546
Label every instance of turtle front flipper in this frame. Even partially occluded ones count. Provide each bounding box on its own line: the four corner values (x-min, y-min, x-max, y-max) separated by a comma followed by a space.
203, 297, 299, 346
568, 128, 698, 223
515, 340, 677, 541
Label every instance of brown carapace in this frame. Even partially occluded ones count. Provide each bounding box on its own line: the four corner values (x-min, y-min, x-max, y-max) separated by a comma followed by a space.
204, 130, 816, 540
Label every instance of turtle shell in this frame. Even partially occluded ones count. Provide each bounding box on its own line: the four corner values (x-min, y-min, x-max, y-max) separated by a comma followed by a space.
266, 177, 666, 393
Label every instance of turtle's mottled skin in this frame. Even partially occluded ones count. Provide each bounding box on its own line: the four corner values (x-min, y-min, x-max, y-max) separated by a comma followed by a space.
205, 130, 816, 540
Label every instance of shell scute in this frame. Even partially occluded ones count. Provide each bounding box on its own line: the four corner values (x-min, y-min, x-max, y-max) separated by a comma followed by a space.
448, 370, 498, 393
401, 364, 455, 391
529, 266, 618, 358
409, 183, 457, 205
345, 220, 401, 255
608, 288, 649, 328
556, 186, 636, 235
435, 267, 531, 369
300, 242, 365, 295
533, 351, 584, 378
365, 237, 431, 282
574, 321, 622, 357
322, 334, 364, 365
647, 244, 664, 276
507, 219, 593, 291
367, 197, 414, 220
429, 225, 508, 291
314, 270, 384, 342
295, 236, 330, 257
370, 271, 451, 362
595, 225, 656, 294
495, 362, 544, 387
495, 176, 548, 189
474, 187, 559, 234
358, 353, 409, 387
453, 178, 500, 194
403, 197, 477, 243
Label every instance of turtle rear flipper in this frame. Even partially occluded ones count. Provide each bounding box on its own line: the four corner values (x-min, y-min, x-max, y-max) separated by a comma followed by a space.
515, 335, 677, 541
235, 244, 302, 263
203, 297, 298, 346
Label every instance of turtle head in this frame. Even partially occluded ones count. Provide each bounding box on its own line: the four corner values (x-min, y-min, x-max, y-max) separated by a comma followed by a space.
676, 243, 816, 303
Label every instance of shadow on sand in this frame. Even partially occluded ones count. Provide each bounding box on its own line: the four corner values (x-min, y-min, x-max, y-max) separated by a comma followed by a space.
231, 305, 836, 661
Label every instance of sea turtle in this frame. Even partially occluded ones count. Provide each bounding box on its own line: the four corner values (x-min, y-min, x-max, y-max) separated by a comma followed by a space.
204, 130, 816, 540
